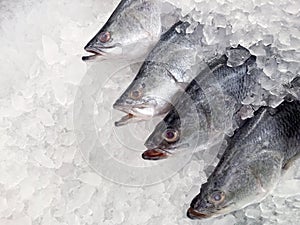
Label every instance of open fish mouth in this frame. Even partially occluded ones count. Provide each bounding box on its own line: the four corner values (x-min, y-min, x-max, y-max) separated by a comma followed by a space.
82, 49, 104, 61
142, 143, 190, 160
141, 148, 170, 160
187, 208, 212, 219
187, 203, 234, 220
113, 104, 156, 126
115, 113, 137, 126
114, 112, 153, 127
82, 45, 117, 61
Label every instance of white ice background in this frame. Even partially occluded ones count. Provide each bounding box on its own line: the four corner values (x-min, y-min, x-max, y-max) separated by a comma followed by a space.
1, 0, 300, 224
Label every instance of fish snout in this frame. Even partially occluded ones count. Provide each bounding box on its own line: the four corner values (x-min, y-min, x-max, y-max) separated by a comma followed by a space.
84, 42, 104, 55
82, 40, 105, 61
113, 99, 133, 113
84, 41, 94, 51
84, 36, 98, 51
112, 100, 123, 111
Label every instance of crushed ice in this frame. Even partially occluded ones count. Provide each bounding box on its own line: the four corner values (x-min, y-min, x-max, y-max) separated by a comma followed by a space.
1, 0, 300, 224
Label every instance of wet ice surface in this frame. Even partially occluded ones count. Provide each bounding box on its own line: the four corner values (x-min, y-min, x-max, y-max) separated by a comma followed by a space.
1, 0, 300, 224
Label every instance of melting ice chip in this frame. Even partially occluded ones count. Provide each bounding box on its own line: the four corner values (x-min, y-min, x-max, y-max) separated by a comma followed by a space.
226, 45, 251, 67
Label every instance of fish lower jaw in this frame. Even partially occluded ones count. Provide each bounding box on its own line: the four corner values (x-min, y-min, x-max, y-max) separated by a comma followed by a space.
187, 208, 212, 219
82, 50, 105, 61
114, 112, 153, 127
142, 149, 170, 160
115, 106, 157, 118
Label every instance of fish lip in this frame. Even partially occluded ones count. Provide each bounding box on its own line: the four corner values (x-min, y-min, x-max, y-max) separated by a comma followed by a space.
187, 208, 212, 219
141, 149, 170, 160
113, 105, 154, 127
142, 143, 190, 160
114, 113, 135, 127
84, 44, 116, 53
82, 49, 104, 61
84, 48, 104, 55
113, 101, 157, 126
113, 103, 155, 117
82, 45, 116, 61
114, 112, 151, 127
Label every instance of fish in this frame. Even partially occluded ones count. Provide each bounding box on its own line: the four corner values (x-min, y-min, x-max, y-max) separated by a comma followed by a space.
82, 0, 162, 61
142, 55, 260, 160
187, 100, 300, 219
113, 20, 228, 126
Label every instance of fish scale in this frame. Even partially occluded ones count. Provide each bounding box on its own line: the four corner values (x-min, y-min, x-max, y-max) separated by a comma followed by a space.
188, 100, 300, 219
143, 54, 260, 160
113, 20, 228, 126
227, 101, 300, 163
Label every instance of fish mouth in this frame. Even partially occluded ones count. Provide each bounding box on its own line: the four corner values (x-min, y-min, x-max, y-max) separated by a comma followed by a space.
82, 49, 104, 61
82, 45, 116, 61
187, 203, 234, 220
141, 149, 170, 160
114, 113, 140, 127
114, 112, 152, 127
142, 143, 189, 160
187, 208, 212, 220
113, 103, 156, 127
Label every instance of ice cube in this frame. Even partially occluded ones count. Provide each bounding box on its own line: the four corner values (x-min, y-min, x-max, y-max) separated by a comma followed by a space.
33, 150, 55, 168
27, 190, 54, 220
63, 57, 87, 85
245, 206, 261, 219
226, 46, 251, 67
211, 214, 236, 225
0, 215, 32, 225
42, 35, 62, 65
78, 172, 102, 186
66, 185, 95, 212
51, 78, 67, 105
274, 180, 300, 197
36, 108, 54, 126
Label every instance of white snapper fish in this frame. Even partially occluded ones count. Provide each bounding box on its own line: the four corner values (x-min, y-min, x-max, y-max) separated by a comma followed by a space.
187, 100, 300, 219
143, 55, 259, 160
82, 0, 162, 60
113, 21, 228, 126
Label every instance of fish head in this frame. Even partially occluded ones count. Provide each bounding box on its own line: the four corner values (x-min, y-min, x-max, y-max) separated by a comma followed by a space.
143, 100, 204, 160
142, 108, 181, 160
113, 89, 167, 126
187, 147, 283, 219
143, 85, 210, 160
83, 29, 120, 59
187, 173, 258, 219
83, 0, 161, 60
113, 64, 181, 126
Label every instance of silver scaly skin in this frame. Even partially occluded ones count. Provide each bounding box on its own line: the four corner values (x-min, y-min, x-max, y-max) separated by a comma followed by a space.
143, 55, 259, 160
113, 21, 227, 126
187, 100, 300, 219
82, 0, 162, 60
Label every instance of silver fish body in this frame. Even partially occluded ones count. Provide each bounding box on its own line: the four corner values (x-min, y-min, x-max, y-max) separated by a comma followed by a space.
187, 100, 300, 219
143, 55, 259, 160
113, 21, 227, 126
83, 0, 162, 60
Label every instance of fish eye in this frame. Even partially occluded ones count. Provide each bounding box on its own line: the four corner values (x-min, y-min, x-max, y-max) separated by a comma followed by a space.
98, 31, 111, 43
163, 129, 179, 143
130, 89, 142, 100
209, 191, 225, 204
